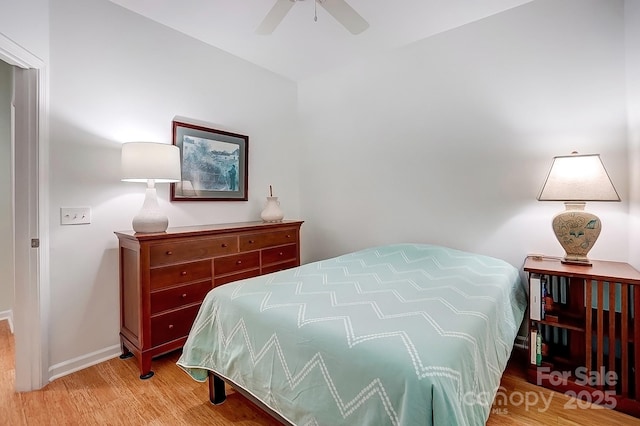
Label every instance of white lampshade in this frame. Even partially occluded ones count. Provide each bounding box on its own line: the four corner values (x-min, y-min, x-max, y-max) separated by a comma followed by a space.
121, 142, 181, 183
537, 153, 620, 202
121, 142, 181, 233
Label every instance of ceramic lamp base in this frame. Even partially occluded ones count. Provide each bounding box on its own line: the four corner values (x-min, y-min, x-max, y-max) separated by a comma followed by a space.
132, 187, 169, 233
552, 202, 600, 266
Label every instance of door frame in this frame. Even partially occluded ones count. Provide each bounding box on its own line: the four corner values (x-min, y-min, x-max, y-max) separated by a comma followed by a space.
0, 33, 50, 391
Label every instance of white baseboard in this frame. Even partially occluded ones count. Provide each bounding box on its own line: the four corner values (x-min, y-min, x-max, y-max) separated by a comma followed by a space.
48, 344, 122, 382
0, 310, 14, 333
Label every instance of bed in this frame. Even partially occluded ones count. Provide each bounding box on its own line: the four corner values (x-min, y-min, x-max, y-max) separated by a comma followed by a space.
177, 243, 527, 425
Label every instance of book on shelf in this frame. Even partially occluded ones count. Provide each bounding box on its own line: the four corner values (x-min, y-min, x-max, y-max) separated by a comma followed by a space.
536, 330, 542, 366
541, 276, 547, 319
551, 275, 559, 303
530, 275, 542, 321
530, 328, 542, 366
532, 274, 555, 322
530, 329, 537, 364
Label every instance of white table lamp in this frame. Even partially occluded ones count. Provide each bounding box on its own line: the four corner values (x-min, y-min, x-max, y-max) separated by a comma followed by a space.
121, 142, 181, 233
537, 152, 620, 265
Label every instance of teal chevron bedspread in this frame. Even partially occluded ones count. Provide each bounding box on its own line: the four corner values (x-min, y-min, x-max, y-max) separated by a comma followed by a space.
177, 243, 526, 426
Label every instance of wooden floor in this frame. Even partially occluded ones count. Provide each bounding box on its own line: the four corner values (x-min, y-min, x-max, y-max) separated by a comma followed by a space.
2, 321, 639, 425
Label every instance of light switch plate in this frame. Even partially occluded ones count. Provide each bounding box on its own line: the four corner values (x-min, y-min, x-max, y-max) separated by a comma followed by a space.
60, 207, 91, 225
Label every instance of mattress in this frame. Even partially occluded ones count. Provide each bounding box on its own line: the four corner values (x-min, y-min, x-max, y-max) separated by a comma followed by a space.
177, 243, 527, 425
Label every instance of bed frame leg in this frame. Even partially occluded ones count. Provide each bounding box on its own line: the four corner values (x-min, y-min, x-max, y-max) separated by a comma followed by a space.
208, 371, 227, 405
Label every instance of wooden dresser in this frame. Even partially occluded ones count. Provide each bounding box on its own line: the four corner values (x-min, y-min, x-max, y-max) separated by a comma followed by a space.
115, 220, 303, 379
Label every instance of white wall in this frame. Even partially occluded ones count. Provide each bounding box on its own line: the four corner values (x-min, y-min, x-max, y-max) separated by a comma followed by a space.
626, 0, 640, 270
46, 0, 300, 374
298, 0, 630, 269
0, 60, 13, 315
0, 0, 49, 62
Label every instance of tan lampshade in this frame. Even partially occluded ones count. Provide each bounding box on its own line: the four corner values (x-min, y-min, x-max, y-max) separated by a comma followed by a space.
537, 153, 620, 202
121, 142, 181, 183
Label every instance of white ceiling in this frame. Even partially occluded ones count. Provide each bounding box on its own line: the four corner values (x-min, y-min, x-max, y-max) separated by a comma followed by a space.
109, 0, 533, 82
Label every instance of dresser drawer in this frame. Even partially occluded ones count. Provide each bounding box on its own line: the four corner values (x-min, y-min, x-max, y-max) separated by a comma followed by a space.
151, 304, 201, 347
150, 281, 212, 315
214, 251, 260, 276
262, 243, 297, 265
150, 236, 238, 267
239, 228, 298, 251
150, 260, 211, 290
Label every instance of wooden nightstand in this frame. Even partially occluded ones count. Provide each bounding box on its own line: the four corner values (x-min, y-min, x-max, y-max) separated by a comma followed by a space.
524, 256, 640, 417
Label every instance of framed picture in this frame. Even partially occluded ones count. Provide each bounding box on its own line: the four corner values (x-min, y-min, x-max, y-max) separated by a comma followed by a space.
171, 121, 248, 201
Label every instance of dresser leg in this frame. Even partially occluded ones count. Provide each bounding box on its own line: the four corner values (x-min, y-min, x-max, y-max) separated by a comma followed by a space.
119, 341, 134, 359
139, 353, 154, 380
118, 345, 152, 378
140, 371, 154, 380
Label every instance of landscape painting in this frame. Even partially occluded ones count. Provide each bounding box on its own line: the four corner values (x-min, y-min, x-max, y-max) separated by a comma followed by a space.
171, 121, 248, 201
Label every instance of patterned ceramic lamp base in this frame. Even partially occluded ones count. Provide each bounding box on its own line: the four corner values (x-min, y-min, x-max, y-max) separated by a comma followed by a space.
551, 202, 600, 266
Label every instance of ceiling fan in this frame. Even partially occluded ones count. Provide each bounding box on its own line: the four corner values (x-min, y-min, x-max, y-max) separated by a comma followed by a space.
256, 0, 369, 35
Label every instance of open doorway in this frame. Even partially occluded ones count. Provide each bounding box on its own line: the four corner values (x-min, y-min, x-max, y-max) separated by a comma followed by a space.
0, 35, 49, 392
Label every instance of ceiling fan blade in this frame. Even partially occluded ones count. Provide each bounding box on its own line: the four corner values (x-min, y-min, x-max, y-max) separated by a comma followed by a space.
256, 0, 295, 35
318, 0, 369, 35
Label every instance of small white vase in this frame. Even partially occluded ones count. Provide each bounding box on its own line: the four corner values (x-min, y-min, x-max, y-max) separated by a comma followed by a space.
261, 196, 284, 222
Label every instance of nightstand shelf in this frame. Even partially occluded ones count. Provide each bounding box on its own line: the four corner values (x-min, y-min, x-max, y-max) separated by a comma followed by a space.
524, 256, 640, 418
535, 317, 584, 332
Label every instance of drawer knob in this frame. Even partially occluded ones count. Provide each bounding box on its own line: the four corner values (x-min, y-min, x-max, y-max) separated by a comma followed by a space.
236, 260, 242, 265
168, 324, 174, 329
221, 243, 227, 248
182, 293, 187, 298
279, 252, 284, 256
180, 271, 187, 276
286, 234, 291, 238
249, 240, 255, 244
166, 251, 173, 255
